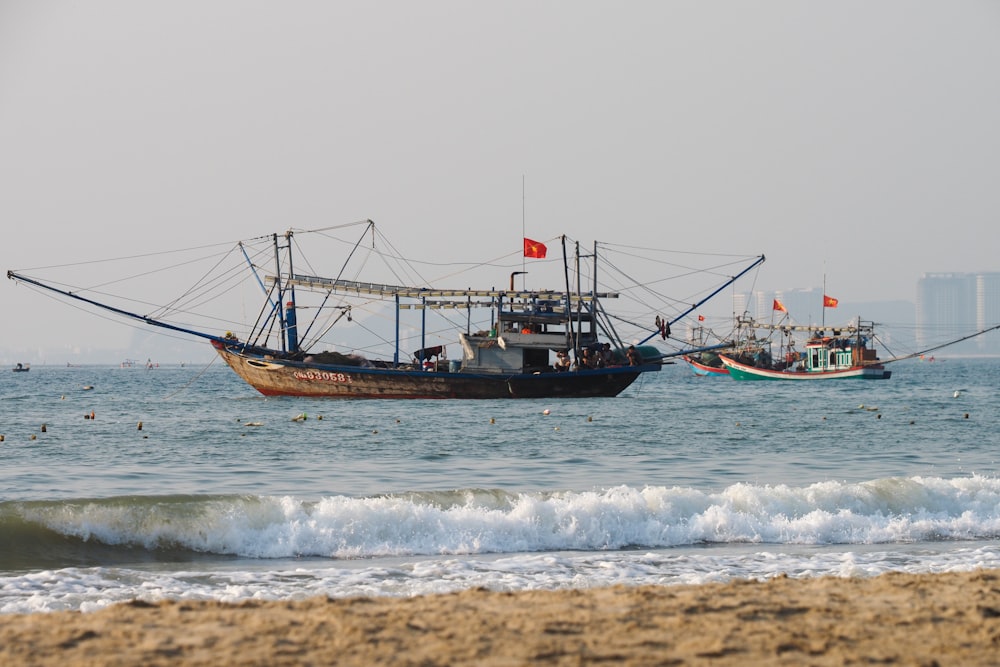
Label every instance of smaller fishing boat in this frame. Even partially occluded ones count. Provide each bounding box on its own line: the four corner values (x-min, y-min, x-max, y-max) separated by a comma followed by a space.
719, 318, 891, 381
681, 319, 762, 377
683, 352, 729, 376
12, 363, 30, 372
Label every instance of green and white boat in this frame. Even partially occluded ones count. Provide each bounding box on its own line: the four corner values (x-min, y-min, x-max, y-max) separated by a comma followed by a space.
719, 320, 891, 381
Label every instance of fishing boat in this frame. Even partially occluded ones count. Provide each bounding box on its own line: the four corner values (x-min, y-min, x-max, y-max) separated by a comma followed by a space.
8, 220, 765, 399
718, 318, 891, 380
683, 352, 729, 376
12, 362, 29, 372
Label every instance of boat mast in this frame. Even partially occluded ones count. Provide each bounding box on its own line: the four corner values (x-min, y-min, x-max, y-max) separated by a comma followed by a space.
271, 233, 288, 353
283, 230, 299, 354
561, 236, 576, 363
574, 241, 584, 357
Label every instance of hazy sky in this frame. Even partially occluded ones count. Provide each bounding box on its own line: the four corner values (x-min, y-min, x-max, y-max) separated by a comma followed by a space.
2, 1, 998, 360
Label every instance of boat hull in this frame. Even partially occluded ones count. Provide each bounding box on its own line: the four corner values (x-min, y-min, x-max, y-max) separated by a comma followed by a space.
719, 355, 891, 381
213, 342, 652, 398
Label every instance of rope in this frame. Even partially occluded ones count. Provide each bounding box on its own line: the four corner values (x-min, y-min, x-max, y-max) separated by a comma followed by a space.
161, 355, 219, 401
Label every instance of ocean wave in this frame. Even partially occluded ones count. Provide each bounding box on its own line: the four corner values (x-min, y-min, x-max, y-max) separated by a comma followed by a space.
4, 476, 1000, 568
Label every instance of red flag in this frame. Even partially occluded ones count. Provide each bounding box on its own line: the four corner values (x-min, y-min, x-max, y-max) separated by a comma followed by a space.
523, 238, 547, 259
823, 294, 838, 308
697, 314, 705, 322
772, 299, 787, 312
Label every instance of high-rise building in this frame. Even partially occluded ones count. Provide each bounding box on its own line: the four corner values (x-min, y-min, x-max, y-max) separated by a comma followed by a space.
917, 272, 1000, 354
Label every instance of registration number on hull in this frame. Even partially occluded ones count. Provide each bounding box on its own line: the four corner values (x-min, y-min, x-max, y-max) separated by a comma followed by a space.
293, 370, 353, 383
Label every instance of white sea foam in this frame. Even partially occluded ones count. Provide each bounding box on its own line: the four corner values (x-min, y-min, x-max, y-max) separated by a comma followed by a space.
18, 475, 1000, 559
4, 543, 1000, 614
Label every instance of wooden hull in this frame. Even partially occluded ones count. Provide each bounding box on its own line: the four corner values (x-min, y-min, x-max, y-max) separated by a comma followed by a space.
719, 355, 891, 381
682, 355, 729, 377
213, 342, 653, 399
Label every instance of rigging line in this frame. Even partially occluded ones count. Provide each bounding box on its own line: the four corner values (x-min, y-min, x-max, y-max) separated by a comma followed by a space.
596, 241, 760, 260
12, 279, 226, 347
370, 226, 434, 288
373, 230, 560, 288
28, 259, 250, 333
600, 241, 759, 269
285, 219, 375, 237
600, 252, 762, 293
293, 222, 376, 349
599, 253, 765, 309
602, 247, 763, 277
11, 239, 241, 273
160, 355, 219, 401
152, 244, 251, 319
348, 318, 396, 350
63, 246, 244, 297
881, 323, 1000, 364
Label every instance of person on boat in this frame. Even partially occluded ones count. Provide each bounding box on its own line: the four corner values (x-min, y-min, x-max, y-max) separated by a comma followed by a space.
600, 343, 613, 367
581, 347, 595, 368
555, 350, 571, 372
626, 345, 642, 366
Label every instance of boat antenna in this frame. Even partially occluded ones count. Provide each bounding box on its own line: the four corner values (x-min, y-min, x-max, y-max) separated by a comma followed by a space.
521, 174, 526, 290
822, 270, 827, 330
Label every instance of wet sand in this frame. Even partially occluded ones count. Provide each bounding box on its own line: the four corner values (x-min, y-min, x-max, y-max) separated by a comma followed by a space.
3, 569, 999, 666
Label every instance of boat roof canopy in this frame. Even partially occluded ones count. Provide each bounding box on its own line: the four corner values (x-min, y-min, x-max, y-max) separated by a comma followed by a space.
278, 275, 617, 302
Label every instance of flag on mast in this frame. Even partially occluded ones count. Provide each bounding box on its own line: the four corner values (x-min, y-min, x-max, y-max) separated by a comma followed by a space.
772, 299, 787, 312
523, 238, 547, 259
823, 294, 838, 308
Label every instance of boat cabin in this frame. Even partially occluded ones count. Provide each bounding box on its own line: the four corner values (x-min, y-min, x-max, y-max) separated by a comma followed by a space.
459, 295, 600, 374
803, 332, 876, 373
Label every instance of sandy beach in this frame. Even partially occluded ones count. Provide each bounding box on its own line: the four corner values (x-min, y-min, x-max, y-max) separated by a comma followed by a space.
2, 569, 999, 666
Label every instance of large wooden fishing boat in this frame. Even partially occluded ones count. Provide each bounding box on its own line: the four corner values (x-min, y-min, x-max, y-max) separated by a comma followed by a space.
9, 220, 765, 399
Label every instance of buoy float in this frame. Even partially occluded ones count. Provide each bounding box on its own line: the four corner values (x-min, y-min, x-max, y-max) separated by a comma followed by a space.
30, 434, 37, 440
84, 413, 91, 420
543, 409, 550, 415
90, 410, 95, 420
291, 413, 307, 422
0, 435, 5, 442
489, 418, 495, 424
587, 416, 593, 422
41, 424, 47, 433
964, 413, 970, 419
137, 421, 143, 431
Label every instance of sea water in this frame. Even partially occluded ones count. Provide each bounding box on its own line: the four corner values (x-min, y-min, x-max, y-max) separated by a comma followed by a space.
2, 358, 999, 613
